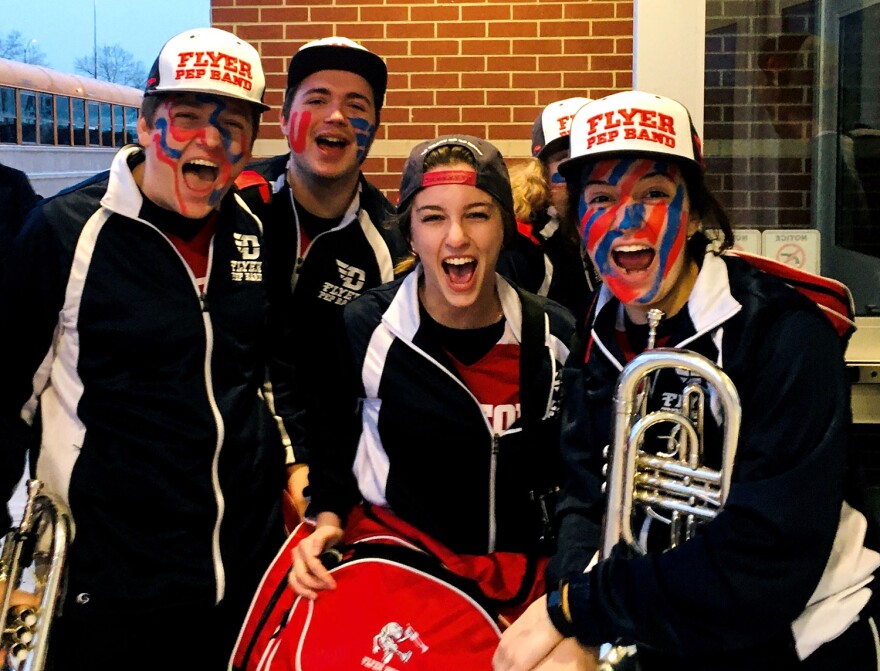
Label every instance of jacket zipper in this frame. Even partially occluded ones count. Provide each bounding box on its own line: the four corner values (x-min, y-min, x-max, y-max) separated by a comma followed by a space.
141, 221, 227, 603
489, 434, 500, 552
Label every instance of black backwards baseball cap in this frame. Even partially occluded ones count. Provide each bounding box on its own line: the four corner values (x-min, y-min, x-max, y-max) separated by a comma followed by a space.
559, 90, 704, 181
531, 96, 592, 160
397, 135, 515, 218
144, 27, 270, 112
286, 37, 388, 112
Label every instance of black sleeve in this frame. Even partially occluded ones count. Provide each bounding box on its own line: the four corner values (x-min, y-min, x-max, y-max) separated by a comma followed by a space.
303, 307, 364, 522
0, 207, 67, 529
560, 310, 856, 655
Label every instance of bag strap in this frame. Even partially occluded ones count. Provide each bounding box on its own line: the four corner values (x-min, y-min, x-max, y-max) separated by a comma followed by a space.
726, 250, 857, 343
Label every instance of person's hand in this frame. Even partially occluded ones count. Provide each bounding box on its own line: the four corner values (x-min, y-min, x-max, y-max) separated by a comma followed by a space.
288, 518, 344, 600
532, 639, 599, 671
285, 463, 310, 522
493, 595, 563, 671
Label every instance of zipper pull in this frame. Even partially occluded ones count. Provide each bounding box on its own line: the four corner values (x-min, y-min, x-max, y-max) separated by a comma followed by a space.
199, 291, 208, 312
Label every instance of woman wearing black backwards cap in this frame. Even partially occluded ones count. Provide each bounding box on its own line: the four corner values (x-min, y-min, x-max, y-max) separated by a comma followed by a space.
499, 97, 597, 322
494, 91, 880, 670
288, 135, 578, 628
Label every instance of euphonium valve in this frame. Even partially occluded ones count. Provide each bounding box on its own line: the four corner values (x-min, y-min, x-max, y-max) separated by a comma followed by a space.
1, 480, 73, 671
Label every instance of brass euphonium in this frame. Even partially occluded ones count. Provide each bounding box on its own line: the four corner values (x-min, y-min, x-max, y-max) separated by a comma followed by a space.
598, 309, 741, 670
1, 480, 73, 671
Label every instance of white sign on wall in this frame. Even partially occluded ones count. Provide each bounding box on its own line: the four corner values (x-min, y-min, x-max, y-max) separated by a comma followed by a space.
761, 230, 821, 274
730, 229, 762, 255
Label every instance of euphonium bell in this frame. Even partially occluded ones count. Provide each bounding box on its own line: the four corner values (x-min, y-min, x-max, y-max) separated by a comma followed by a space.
1, 480, 73, 671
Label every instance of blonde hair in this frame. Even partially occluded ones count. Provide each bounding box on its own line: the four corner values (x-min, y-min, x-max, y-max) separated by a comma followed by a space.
510, 157, 550, 222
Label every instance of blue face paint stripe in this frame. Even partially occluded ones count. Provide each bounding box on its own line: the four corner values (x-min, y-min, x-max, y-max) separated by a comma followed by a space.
349, 116, 376, 164
635, 183, 686, 304
154, 118, 182, 160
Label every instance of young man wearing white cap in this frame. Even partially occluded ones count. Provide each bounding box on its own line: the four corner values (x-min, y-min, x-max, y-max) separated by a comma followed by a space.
243, 37, 408, 519
0, 27, 295, 669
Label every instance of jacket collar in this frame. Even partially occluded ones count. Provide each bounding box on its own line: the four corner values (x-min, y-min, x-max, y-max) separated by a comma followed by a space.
101, 145, 146, 220
382, 267, 523, 345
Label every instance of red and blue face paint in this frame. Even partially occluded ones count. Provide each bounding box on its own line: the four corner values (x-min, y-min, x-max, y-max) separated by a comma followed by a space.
150, 94, 249, 215
578, 157, 689, 305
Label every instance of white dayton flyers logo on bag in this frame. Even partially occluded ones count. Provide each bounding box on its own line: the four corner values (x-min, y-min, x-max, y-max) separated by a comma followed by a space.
230, 232, 262, 282
369, 622, 429, 666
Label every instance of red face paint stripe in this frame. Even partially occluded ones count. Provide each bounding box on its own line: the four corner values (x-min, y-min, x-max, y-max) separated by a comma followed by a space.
421, 170, 477, 188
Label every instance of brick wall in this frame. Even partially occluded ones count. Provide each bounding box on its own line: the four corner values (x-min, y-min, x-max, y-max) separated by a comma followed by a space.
211, 0, 634, 200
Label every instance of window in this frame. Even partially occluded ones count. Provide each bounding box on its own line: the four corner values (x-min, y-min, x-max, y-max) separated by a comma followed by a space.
125, 106, 138, 145
72, 98, 86, 146
100, 102, 111, 146
38, 92, 54, 144
113, 104, 124, 146
56, 95, 71, 145
87, 100, 99, 145
20, 90, 36, 143
0, 86, 16, 143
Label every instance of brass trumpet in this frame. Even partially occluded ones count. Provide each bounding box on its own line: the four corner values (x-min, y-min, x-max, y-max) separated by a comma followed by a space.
1, 480, 73, 671
598, 310, 741, 669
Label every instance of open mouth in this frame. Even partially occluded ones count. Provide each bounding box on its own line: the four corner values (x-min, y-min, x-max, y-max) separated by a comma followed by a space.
182, 159, 219, 191
612, 244, 656, 273
443, 256, 477, 286
316, 135, 349, 150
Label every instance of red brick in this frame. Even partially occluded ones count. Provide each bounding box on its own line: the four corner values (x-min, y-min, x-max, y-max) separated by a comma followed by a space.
412, 40, 459, 56
437, 123, 487, 137
539, 55, 591, 72
436, 56, 485, 72
462, 5, 511, 21
489, 22, 538, 38
513, 72, 561, 89
378, 108, 409, 123
283, 24, 333, 41
365, 6, 409, 22
462, 72, 509, 88
387, 56, 435, 73
412, 106, 461, 123
343, 24, 385, 40
561, 70, 614, 89
540, 21, 592, 38
440, 23, 488, 39
565, 37, 614, 54
387, 124, 442, 139
238, 24, 284, 40
412, 5, 458, 21
462, 107, 510, 123
591, 54, 633, 71
512, 4, 563, 21
564, 3, 616, 19
463, 40, 513, 56
388, 90, 435, 106
512, 39, 566, 55
487, 55, 536, 71
412, 73, 459, 89
437, 89, 485, 106
259, 7, 308, 22
213, 6, 259, 22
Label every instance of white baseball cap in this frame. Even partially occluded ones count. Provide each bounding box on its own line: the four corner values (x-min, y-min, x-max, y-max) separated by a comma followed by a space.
144, 27, 269, 111
531, 96, 592, 159
559, 90, 703, 180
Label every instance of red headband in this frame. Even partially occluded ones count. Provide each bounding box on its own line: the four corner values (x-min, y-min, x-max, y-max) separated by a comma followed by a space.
421, 169, 477, 188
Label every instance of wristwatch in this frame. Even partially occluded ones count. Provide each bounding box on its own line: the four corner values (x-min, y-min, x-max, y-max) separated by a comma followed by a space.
546, 580, 575, 637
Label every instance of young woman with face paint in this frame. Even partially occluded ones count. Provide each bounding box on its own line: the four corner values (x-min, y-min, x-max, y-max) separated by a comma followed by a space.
289, 136, 581, 639
495, 92, 880, 671
499, 97, 598, 321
